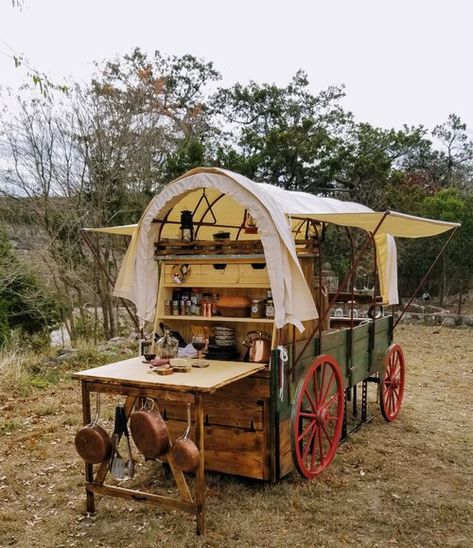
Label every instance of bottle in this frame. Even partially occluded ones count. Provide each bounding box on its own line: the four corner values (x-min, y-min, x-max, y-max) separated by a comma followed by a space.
265, 296, 275, 319
211, 293, 220, 316
155, 328, 179, 359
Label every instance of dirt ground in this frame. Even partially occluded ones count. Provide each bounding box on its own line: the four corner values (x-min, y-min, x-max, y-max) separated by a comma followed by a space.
0, 325, 472, 548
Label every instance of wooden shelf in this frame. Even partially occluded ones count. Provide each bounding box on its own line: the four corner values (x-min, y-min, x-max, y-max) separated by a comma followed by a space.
163, 283, 270, 289
159, 315, 274, 323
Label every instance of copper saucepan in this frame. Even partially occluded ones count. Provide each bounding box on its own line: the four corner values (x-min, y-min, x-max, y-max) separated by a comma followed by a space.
171, 403, 200, 473
130, 398, 169, 459
75, 393, 112, 464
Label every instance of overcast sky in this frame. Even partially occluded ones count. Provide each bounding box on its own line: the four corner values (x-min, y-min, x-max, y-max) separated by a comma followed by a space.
1, 0, 472, 132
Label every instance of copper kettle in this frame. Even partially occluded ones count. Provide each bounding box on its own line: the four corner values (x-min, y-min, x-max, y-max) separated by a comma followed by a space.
242, 330, 272, 363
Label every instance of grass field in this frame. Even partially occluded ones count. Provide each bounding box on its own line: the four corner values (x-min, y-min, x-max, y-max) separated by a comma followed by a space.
0, 325, 472, 547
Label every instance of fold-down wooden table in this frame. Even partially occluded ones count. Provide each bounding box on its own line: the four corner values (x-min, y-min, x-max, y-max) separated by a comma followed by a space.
73, 357, 265, 534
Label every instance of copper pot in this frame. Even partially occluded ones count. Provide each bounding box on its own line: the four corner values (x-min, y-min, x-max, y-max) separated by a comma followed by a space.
130, 399, 169, 459
171, 403, 200, 473
242, 330, 272, 363
75, 394, 112, 464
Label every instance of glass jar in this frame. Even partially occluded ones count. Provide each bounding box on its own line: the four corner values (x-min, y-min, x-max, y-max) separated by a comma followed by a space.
251, 299, 266, 319
155, 329, 179, 359
211, 293, 220, 316
265, 298, 275, 319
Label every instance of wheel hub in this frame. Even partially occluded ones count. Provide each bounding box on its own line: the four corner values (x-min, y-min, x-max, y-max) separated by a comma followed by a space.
315, 406, 328, 426
388, 376, 399, 389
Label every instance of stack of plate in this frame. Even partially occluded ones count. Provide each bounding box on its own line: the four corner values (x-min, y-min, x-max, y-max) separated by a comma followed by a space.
214, 326, 236, 347
208, 326, 239, 360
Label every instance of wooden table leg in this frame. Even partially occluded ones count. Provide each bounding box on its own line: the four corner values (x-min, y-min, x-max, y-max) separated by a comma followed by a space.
194, 393, 205, 535
81, 381, 95, 513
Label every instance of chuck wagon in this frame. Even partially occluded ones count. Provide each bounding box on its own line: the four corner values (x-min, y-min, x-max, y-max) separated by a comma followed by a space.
75, 167, 459, 533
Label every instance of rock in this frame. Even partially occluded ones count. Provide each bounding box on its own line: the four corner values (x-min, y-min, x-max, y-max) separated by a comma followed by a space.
56, 350, 78, 362
441, 316, 458, 328
462, 316, 473, 327
108, 336, 128, 345
424, 304, 447, 314
50, 327, 71, 348
405, 303, 425, 313
423, 314, 443, 326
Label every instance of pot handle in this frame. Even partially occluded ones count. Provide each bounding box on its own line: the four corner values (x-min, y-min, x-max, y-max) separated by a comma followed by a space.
91, 392, 101, 426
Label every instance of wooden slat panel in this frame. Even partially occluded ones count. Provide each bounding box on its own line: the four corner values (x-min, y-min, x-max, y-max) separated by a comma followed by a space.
278, 419, 294, 478
214, 375, 270, 398
166, 421, 265, 453
165, 420, 269, 480
162, 398, 264, 430
203, 450, 268, 480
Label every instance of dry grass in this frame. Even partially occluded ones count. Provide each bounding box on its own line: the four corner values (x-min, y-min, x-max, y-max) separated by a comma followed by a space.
0, 325, 472, 547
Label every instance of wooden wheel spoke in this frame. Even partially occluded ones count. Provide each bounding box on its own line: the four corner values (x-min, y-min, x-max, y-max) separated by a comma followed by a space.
317, 427, 325, 466
321, 423, 333, 447
310, 427, 319, 471
302, 424, 317, 460
325, 393, 338, 410
298, 419, 315, 443
389, 363, 400, 379
320, 370, 335, 404
317, 363, 327, 402
299, 411, 317, 419
313, 370, 320, 406
389, 390, 395, 412
304, 389, 317, 413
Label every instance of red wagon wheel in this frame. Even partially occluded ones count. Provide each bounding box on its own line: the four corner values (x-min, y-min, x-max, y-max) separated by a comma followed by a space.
291, 355, 344, 479
380, 343, 405, 422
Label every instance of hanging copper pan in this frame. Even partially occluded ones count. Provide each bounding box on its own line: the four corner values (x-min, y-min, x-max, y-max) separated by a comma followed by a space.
75, 394, 112, 464
130, 398, 169, 459
171, 403, 200, 472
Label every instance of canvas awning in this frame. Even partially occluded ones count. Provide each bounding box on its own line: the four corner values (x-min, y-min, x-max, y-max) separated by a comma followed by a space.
82, 225, 137, 236
287, 211, 458, 238
107, 167, 458, 330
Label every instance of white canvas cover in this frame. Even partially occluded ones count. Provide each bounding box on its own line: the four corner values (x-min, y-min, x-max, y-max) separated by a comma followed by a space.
112, 167, 458, 330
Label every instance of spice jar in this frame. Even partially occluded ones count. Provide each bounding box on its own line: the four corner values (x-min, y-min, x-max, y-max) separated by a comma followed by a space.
251, 299, 266, 319
164, 300, 172, 315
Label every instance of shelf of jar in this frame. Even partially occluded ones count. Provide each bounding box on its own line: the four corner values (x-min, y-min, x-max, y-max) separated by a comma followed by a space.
158, 315, 275, 323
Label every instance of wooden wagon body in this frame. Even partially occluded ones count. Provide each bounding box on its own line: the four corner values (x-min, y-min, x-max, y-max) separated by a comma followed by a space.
76, 167, 459, 531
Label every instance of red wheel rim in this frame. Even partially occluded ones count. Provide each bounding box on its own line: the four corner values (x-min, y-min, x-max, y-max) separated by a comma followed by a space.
291, 355, 344, 479
380, 343, 405, 422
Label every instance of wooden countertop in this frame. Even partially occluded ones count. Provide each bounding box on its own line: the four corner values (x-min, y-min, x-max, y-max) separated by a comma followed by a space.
73, 357, 266, 393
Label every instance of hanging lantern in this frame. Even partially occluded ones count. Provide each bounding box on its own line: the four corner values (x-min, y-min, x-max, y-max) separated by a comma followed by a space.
244, 211, 258, 234
180, 210, 194, 242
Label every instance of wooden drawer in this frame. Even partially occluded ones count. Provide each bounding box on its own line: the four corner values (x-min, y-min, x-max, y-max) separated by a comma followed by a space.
239, 263, 270, 286
163, 264, 201, 286
200, 263, 239, 286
